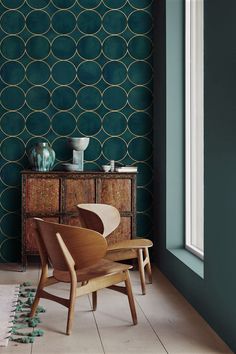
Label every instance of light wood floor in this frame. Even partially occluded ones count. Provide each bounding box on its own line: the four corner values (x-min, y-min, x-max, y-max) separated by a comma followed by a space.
0, 264, 232, 354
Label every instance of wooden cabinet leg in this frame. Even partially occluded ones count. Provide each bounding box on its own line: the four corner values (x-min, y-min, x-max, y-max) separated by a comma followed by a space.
22, 254, 27, 272
92, 291, 97, 311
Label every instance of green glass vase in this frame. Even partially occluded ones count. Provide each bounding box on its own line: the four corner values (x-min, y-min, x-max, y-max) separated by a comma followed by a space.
28, 142, 55, 172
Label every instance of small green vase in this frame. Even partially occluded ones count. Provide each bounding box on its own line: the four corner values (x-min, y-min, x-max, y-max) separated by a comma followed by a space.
28, 142, 55, 172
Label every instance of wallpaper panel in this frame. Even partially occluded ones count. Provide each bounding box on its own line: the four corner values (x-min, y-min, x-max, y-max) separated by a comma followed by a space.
0, 0, 153, 262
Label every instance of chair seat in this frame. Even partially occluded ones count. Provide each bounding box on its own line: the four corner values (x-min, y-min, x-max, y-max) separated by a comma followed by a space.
106, 249, 137, 261
107, 238, 153, 251
53, 258, 132, 283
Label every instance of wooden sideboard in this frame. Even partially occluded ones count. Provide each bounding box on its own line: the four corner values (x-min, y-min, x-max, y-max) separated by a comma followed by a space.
21, 171, 137, 267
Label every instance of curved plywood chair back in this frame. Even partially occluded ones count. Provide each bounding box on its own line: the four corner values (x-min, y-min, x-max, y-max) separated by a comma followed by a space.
77, 207, 105, 235
34, 218, 107, 271
77, 204, 121, 237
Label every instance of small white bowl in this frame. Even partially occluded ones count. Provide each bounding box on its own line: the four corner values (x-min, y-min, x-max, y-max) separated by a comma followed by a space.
102, 165, 111, 172
68, 137, 90, 151
62, 163, 81, 172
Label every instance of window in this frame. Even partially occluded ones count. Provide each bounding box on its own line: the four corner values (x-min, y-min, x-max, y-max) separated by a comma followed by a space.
185, 0, 204, 259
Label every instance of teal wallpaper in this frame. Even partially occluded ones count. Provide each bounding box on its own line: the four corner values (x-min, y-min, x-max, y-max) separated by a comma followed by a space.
0, 0, 153, 262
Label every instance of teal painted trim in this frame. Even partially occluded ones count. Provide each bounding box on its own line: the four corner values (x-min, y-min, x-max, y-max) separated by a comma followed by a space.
166, 0, 185, 249
168, 248, 204, 278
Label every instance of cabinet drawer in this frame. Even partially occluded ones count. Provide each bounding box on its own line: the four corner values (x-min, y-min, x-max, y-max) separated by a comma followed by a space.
64, 179, 95, 212
26, 178, 60, 213
99, 179, 132, 211
25, 217, 59, 253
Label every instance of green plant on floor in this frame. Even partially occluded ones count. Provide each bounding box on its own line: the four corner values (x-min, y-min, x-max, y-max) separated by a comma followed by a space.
9, 282, 45, 344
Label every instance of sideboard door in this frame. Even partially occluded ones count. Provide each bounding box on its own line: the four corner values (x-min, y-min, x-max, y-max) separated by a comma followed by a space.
22, 176, 60, 263
97, 177, 135, 245
25, 177, 60, 214
62, 178, 96, 225
25, 217, 59, 253
98, 178, 132, 211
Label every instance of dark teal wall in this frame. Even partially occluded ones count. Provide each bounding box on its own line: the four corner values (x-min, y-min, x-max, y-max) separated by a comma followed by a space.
0, 0, 153, 262
154, 0, 236, 351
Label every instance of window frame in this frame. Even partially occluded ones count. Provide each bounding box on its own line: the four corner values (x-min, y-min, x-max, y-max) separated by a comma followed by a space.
185, 0, 204, 260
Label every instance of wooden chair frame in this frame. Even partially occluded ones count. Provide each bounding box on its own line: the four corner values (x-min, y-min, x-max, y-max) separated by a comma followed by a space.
30, 218, 137, 335
77, 204, 153, 295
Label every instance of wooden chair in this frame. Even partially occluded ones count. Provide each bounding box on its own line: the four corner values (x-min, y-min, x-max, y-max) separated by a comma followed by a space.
30, 218, 137, 335
77, 204, 153, 295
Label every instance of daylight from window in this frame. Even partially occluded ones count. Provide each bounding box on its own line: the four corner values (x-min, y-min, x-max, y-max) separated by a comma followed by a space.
185, 0, 204, 259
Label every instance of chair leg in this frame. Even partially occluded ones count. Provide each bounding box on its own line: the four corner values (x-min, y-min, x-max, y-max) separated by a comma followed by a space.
30, 265, 48, 318
30, 292, 40, 318
66, 276, 77, 335
137, 249, 146, 295
124, 270, 137, 325
143, 247, 152, 284
92, 291, 97, 311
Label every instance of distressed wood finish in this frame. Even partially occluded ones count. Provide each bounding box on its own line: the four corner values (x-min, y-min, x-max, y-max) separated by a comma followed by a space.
21, 171, 137, 268
63, 216, 83, 227
99, 179, 132, 211
25, 217, 59, 253
26, 178, 60, 213
107, 217, 132, 245
63, 179, 95, 212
